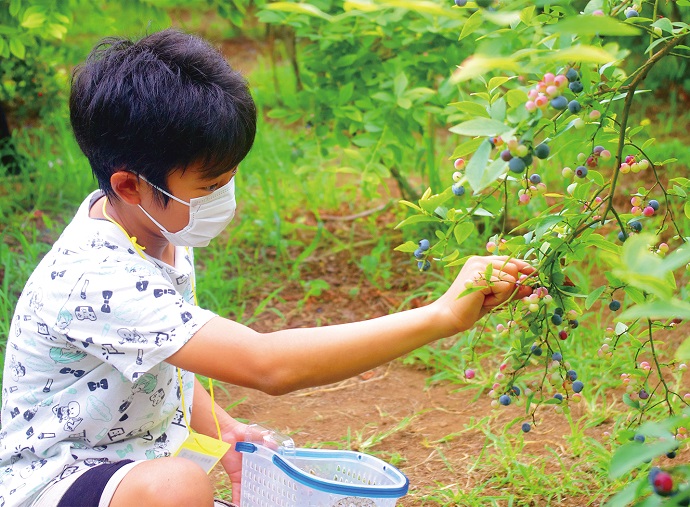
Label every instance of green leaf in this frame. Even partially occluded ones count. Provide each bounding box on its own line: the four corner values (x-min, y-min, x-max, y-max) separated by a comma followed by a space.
545, 15, 641, 36
20, 12, 46, 29
585, 286, 606, 310
609, 439, 679, 479
602, 478, 644, 507
394, 72, 408, 98
9, 0, 21, 17
266, 2, 334, 21
450, 101, 489, 118
622, 393, 640, 409
394, 214, 439, 229
449, 119, 512, 137
394, 241, 420, 253
464, 139, 492, 193
450, 137, 486, 159
9, 37, 25, 59
453, 222, 475, 245
475, 157, 507, 193
540, 45, 618, 64
684, 201, 690, 220
460, 10, 483, 41
618, 298, 690, 321
651, 17, 674, 34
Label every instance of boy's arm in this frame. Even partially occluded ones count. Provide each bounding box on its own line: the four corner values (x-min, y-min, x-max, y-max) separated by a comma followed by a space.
191, 378, 247, 504
169, 255, 533, 396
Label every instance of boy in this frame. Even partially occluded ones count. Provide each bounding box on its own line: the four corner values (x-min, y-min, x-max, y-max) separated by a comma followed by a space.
0, 29, 534, 507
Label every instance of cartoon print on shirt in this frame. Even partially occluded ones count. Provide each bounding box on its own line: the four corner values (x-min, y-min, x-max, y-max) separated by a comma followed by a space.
55, 309, 73, 335
101, 290, 113, 313
119, 373, 157, 413
74, 306, 97, 321
144, 433, 170, 460
117, 327, 147, 345
149, 389, 165, 406
135, 278, 149, 292
9, 355, 26, 382
26, 286, 44, 313
49, 343, 87, 364
52, 401, 83, 431
19, 459, 47, 480
153, 331, 172, 347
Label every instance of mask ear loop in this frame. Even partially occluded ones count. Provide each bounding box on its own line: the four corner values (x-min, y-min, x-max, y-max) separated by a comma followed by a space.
101, 197, 222, 440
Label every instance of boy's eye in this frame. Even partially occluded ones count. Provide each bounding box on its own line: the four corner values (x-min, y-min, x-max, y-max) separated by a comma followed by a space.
205, 183, 220, 191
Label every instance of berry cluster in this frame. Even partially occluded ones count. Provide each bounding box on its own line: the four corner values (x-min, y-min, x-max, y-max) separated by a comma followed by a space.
413, 238, 431, 271
619, 154, 650, 174
525, 69, 583, 113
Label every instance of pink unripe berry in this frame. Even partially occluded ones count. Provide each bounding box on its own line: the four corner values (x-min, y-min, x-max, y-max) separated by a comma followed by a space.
658, 243, 669, 253
519, 193, 531, 205
554, 74, 567, 87
507, 139, 519, 151
495, 372, 505, 381
684, 393, 690, 402
586, 156, 598, 168
631, 196, 642, 207
496, 323, 505, 332
631, 206, 642, 216
593, 196, 603, 206
546, 85, 559, 97
638, 159, 650, 170
600, 149, 611, 160
680, 363, 687, 371
465, 369, 475, 379
589, 110, 601, 120
500, 363, 508, 372
536, 82, 547, 94
543, 72, 555, 84
593, 9, 604, 15
643, 206, 655, 217
525, 101, 537, 112
620, 163, 631, 174
528, 89, 538, 100
639, 361, 651, 370
625, 155, 636, 165
535, 95, 548, 108
454, 158, 466, 169
486, 241, 497, 252
592, 145, 604, 156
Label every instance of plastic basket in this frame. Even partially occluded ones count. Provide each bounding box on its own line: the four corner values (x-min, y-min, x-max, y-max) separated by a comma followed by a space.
235, 427, 409, 507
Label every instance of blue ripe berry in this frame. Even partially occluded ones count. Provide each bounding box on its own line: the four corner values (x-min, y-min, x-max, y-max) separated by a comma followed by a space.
522, 153, 533, 166
551, 313, 563, 325
568, 100, 582, 114
499, 394, 511, 406
554, 307, 564, 316
552, 352, 563, 362
534, 143, 550, 159
529, 173, 542, 184
553, 393, 564, 401
629, 221, 642, 232
511, 386, 521, 396
618, 231, 628, 242
566, 68, 579, 82
521, 422, 531, 433
419, 239, 430, 251
452, 184, 466, 196
575, 165, 588, 178
531, 345, 543, 356
500, 149, 513, 161
667, 450, 677, 459
569, 319, 579, 329
625, 8, 639, 18
609, 300, 621, 311
634, 434, 646, 443
569, 81, 584, 93
648, 199, 660, 211
572, 380, 584, 393
639, 388, 649, 400
418, 260, 431, 271
550, 96, 568, 110
413, 248, 424, 260
508, 157, 526, 174
567, 369, 577, 381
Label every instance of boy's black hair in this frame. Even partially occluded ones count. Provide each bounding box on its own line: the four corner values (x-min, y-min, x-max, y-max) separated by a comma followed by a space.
70, 28, 256, 204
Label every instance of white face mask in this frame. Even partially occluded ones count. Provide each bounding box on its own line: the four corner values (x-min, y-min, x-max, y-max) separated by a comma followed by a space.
138, 176, 237, 248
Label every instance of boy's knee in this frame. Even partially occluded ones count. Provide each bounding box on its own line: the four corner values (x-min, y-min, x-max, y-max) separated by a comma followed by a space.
112, 458, 213, 507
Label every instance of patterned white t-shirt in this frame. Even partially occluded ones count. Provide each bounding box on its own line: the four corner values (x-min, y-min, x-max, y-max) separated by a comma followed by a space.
0, 190, 217, 507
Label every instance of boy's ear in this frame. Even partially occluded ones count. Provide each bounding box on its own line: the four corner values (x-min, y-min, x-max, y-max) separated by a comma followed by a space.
110, 171, 144, 205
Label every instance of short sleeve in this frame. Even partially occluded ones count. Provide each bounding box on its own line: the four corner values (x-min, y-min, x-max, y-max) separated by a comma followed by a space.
44, 257, 216, 381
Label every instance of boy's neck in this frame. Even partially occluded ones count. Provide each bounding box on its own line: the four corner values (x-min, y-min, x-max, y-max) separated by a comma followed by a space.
90, 195, 176, 266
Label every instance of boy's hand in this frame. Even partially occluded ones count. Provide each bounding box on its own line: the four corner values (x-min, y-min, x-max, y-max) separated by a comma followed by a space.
434, 255, 535, 333
219, 420, 250, 504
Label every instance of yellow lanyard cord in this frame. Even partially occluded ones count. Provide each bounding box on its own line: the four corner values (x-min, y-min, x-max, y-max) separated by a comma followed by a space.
102, 198, 222, 440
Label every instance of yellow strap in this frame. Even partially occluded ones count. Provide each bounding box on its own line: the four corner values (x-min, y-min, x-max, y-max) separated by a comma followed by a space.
101, 197, 222, 440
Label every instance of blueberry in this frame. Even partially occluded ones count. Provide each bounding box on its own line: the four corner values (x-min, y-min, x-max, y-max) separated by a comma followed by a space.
452, 184, 466, 196
666, 450, 677, 459
648, 467, 661, 486
554, 307, 564, 316
531, 345, 543, 356
511, 386, 521, 396
551, 314, 563, 325
629, 221, 642, 232
609, 300, 621, 311
499, 394, 511, 406
522, 153, 533, 166
529, 174, 541, 184
639, 388, 649, 400
508, 157, 526, 173
572, 380, 584, 393
567, 369, 577, 381
569, 81, 584, 94
568, 100, 582, 114
618, 231, 628, 242
552, 352, 563, 362
565, 68, 579, 82
534, 143, 550, 159
413, 248, 424, 260
500, 149, 513, 161
625, 8, 639, 17
575, 166, 588, 178
648, 199, 660, 210
569, 319, 579, 329
553, 393, 563, 401
634, 433, 645, 443
417, 260, 431, 271
521, 422, 531, 433
419, 239, 430, 251
550, 96, 568, 110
